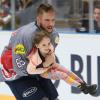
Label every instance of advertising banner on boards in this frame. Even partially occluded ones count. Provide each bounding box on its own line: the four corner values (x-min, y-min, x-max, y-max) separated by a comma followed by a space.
0, 31, 100, 100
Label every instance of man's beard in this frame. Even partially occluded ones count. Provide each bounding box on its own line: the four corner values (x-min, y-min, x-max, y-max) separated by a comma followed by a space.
39, 23, 53, 33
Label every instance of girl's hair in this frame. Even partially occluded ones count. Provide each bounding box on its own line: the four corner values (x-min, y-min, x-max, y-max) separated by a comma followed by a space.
33, 31, 51, 46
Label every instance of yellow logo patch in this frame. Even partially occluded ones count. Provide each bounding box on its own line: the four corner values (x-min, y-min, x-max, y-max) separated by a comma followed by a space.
14, 44, 26, 54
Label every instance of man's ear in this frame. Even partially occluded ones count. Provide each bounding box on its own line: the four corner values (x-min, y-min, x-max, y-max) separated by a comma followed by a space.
36, 16, 40, 25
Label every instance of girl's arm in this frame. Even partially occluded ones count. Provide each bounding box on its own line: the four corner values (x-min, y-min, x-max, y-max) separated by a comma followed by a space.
27, 60, 49, 75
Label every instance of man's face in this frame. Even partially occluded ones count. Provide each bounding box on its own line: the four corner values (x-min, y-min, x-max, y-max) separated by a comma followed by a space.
94, 8, 100, 22
37, 11, 55, 32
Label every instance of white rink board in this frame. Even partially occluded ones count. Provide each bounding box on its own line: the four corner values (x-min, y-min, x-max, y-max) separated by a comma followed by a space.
0, 31, 100, 100
55, 34, 100, 100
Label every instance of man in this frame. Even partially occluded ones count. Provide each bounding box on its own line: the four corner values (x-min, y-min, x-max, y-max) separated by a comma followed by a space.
0, 4, 59, 100
0, 0, 11, 30
0, 4, 97, 100
76, 3, 100, 33
94, 4, 100, 33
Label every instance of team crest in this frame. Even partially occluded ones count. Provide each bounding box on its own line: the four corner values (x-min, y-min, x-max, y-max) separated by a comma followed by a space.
14, 44, 26, 54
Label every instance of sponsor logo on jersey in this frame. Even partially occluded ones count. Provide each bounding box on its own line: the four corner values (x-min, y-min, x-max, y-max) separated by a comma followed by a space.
55, 36, 59, 44
22, 87, 37, 97
16, 57, 25, 68
12, 31, 17, 36
14, 44, 26, 54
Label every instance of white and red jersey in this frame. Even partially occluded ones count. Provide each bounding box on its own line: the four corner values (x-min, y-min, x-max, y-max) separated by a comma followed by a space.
0, 22, 59, 81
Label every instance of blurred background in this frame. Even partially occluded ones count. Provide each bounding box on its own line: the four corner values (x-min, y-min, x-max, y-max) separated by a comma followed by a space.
0, 0, 100, 33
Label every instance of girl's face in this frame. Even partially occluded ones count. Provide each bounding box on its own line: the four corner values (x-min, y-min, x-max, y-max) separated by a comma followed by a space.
36, 37, 54, 55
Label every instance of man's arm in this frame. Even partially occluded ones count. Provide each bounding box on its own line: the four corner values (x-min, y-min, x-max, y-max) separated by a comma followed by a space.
11, 30, 33, 76
27, 52, 55, 75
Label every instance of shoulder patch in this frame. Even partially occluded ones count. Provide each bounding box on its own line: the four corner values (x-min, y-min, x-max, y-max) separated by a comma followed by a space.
14, 44, 26, 55
55, 36, 59, 44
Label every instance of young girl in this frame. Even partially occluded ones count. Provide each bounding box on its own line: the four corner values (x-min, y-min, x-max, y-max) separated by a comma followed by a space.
27, 31, 97, 95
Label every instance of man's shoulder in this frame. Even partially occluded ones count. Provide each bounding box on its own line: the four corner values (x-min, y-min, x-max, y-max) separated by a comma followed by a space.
15, 22, 38, 36
20, 22, 37, 31
52, 29, 59, 36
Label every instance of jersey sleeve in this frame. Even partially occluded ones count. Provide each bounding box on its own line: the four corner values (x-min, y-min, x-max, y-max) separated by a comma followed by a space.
11, 31, 34, 76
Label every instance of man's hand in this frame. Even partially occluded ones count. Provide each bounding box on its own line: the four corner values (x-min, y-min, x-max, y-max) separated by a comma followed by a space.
43, 52, 55, 68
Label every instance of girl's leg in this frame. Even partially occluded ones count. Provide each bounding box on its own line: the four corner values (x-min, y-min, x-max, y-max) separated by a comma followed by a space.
41, 69, 81, 87
52, 63, 83, 83
41, 66, 97, 95
52, 66, 97, 95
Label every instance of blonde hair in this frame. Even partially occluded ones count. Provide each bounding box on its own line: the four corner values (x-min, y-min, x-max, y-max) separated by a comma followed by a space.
37, 4, 55, 16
